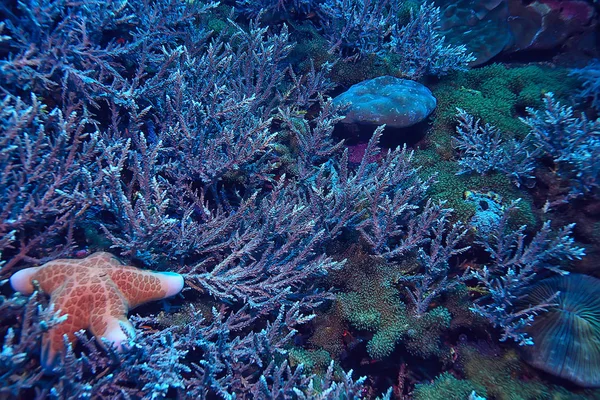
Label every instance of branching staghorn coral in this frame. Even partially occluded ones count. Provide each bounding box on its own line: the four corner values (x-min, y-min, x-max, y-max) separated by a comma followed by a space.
571, 59, 600, 110
453, 95, 600, 198
0, 0, 218, 105
236, 0, 317, 18
522, 92, 600, 196
0, 93, 102, 277
1, 290, 371, 398
453, 108, 538, 187
399, 216, 469, 316
318, 0, 398, 58
0, 291, 66, 396
389, 2, 475, 79
467, 201, 585, 346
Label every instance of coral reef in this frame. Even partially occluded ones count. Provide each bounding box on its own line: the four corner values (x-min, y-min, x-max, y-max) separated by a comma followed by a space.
0, 0, 598, 397
413, 372, 487, 400
458, 343, 599, 400
389, 2, 475, 79
427, 64, 579, 156
522, 93, 600, 196
453, 108, 537, 187
571, 59, 600, 110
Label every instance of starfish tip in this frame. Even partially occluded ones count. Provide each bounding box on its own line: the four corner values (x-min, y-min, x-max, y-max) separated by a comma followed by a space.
101, 320, 135, 349
156, 271, 185, 298
9, 267, 40, 294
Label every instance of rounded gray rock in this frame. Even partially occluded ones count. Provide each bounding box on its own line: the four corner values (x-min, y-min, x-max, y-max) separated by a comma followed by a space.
333, 76, 437, 128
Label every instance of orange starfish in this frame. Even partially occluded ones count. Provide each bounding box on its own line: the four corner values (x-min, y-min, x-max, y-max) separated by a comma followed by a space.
9, 252, 184, 368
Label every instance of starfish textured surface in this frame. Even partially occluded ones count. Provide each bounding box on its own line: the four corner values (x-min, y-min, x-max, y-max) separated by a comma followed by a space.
9, 252, 184, 368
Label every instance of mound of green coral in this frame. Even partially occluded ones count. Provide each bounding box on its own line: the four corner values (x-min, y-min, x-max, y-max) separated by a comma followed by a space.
458, 344, 599, 400
327, 247, 455, 361
427, 63, 579, 152
413, 153, 538, 226
413, 372, 487, 400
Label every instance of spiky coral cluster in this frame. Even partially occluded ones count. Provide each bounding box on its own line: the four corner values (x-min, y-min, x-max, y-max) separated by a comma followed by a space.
0, 0, 594, 396
330, 246, 459, 361
467, 202, 585, 346
452, 93, 600, 197
523, 93, 600, 196
453, 108, 537, 187
238, 0, 473, 78
0, 291, 374, 398
571, 59, 600, 110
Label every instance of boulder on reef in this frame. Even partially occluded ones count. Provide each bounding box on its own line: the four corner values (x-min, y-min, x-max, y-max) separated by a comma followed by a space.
333, 76, 437, 129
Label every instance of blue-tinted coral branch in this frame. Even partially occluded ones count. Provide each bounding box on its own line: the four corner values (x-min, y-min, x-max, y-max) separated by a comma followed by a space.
521, 93, 600, 196
0, 0, 217, 107
236, 0, 316, 18
183, 178, 344, 306
327, 126, 437, 259
389, 2, 475, 79
279, 96, 346, 180
295, 360, 369, 399
400, 217, 469, 315
2, 294, 370, 398
453, 108, 537, 187
0, 93, 101, 276
467, 201, 585, 346
0, 292, 66, 396
318, 0, 397, 58
571, 59, 600, 110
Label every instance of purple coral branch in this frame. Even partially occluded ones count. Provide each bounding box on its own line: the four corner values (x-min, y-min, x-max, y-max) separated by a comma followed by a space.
467, 201, 584, 346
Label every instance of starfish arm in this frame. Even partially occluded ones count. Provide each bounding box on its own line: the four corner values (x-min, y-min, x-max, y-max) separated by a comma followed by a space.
34, 260, 76, 294
10, 257, 90, 295
108, 267, 184, 309
91, 315, 135, 350
41, 283, 89, 370
89, 279, 135, 350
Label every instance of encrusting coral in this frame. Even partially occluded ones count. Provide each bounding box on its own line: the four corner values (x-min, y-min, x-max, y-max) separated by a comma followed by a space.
9, 252, 184, 368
